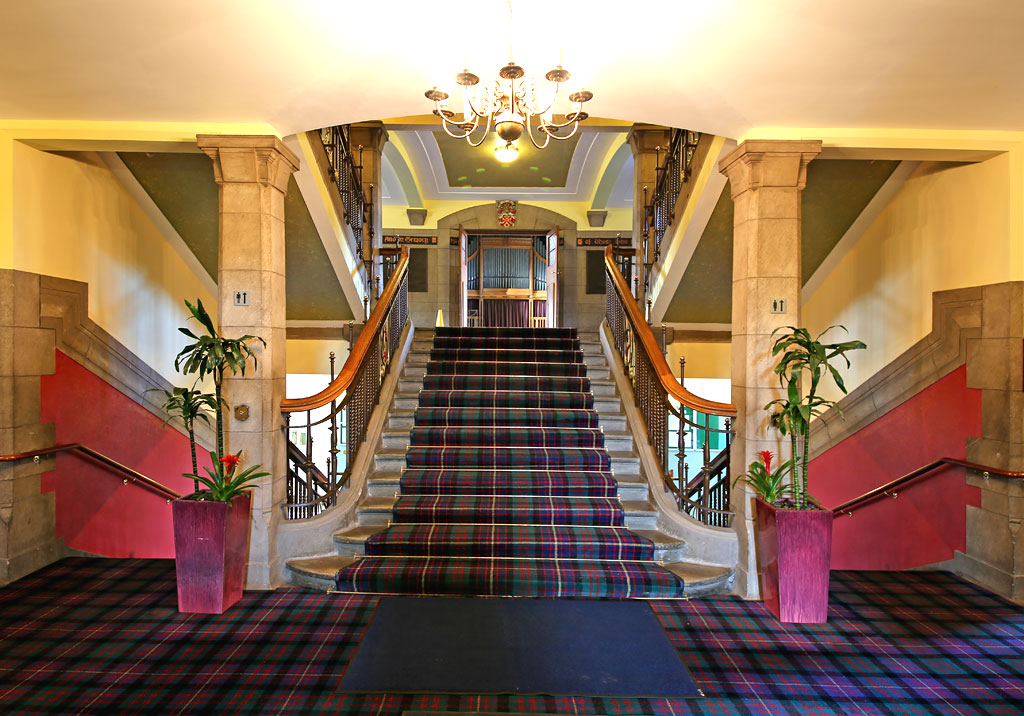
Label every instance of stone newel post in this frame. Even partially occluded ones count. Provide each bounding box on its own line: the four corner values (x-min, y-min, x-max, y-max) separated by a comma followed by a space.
197, 135, 300, 589
719, 139, 821, 599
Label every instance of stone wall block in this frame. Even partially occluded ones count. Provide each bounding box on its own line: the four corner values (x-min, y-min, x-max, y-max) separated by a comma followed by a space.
750, 219, 801, 277
13, 272, 40, 328
966, 337, 1022, 391
982, 282, 1024, 339
220, 183, 263, 214
12, 328, 55, 378
966, 507, 1014, 571
11, 376, 41, 429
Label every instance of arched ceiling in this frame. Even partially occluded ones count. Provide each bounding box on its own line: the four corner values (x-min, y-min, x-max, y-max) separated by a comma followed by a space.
2, 1, 1023, 138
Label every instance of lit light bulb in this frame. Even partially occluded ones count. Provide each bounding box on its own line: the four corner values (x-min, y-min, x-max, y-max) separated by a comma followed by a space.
494, 141, 519, 162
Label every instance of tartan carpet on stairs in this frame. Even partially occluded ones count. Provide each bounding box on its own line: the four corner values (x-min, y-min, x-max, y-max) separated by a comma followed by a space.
335, 326, 686, 598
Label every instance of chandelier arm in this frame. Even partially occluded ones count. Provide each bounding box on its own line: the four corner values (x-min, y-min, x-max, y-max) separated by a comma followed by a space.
535, 104, 586, 131
438, 112, 474, 139
524, 112, 553, 150
465, 113, 494, 147
465, 92, 489, 120
533, 80, 562, 119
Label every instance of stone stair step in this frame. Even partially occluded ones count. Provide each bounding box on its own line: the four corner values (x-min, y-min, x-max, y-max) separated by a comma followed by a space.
333, 525, 389, 555
366, 470, 401, 497
621, 499, 658, 530
608, 450, 640, 475
357, 495, 397, 525
285, 555, 356, 591
663, 562, 735, 597
335, 556, 685, 598
632, 529, 686, 563
286, 553, 730, 598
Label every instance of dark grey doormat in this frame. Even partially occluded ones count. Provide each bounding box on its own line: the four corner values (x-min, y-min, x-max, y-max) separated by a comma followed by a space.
340, 597, 701, 697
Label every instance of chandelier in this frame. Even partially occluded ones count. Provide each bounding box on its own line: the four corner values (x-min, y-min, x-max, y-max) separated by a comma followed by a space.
424, 60, 593, 160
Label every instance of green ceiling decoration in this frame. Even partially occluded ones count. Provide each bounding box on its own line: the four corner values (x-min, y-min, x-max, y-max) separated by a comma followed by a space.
664, 159, 901, 324
434, 131, 580, 188
118, 152, 352, 321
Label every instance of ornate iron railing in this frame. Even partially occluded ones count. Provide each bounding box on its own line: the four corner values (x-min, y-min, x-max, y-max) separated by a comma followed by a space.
318, 125, 371, 262
604, 245, 737, 527
280, 247, 409, 520
641, 128, 700, 292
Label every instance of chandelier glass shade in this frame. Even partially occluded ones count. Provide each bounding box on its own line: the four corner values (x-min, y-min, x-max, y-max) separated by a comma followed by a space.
425, 61, 593, 150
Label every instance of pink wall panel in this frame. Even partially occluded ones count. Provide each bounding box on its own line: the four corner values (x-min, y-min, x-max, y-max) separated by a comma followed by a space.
39, 351, 210, 558
809, 365, 982, 570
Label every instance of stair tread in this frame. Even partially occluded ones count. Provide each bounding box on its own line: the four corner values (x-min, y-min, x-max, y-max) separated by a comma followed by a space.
287, 555, 357, 578
334, 525, 389, 543
289, 556, 727, 590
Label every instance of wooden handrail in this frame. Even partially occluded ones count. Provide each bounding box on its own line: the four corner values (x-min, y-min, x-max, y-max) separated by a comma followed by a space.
0, 443, 183, 501
282, 247, 410, 413
604, 244, 736, 417
832, 457, 1024, 515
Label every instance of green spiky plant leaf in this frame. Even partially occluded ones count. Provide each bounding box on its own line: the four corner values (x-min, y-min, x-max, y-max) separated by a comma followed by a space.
147, 383, 222, 494
763, 325, 866, 509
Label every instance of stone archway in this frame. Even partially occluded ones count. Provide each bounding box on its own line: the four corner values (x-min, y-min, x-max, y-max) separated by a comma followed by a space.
430, 203, 608, 330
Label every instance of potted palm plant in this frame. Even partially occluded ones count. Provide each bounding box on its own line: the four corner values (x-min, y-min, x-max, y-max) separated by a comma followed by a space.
738, 325, 865, 623
167, 299, 267, 614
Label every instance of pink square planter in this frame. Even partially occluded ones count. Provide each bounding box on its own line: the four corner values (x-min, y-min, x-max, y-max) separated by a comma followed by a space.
755, 498, 834, 623
172, 492, 251, 614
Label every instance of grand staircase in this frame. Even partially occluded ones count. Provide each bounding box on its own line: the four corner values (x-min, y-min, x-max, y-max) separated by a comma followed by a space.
287, 326, 733, 598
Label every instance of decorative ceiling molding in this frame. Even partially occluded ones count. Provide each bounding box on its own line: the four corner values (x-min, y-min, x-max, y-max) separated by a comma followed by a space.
395, 127, 622, 202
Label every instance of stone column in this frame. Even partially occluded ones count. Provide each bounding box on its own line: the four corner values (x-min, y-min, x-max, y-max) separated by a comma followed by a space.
627, 124, 671, 308
347, 122, 388, 304
718, 139, 821, 599
960, 282, 1024, 601
0, 270, 62, 585
197, 135, 300, 590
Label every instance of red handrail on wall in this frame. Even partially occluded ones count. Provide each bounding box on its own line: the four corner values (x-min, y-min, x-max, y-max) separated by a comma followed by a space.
0, 443, 182, 501
832, 457, 1024, 516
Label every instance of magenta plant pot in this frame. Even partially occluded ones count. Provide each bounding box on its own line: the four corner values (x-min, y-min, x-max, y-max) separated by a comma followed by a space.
172, 492, 251, 614
755, 498, 833, 623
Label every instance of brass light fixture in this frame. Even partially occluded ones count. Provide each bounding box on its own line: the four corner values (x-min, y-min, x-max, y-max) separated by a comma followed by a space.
424, 60, 593, 156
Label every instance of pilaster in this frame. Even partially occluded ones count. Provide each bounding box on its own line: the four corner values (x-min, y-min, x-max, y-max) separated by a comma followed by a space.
0, 269, 62, 585
718, 139, 821, 598
960, 281, 1024, 601
197, 134, 300, 590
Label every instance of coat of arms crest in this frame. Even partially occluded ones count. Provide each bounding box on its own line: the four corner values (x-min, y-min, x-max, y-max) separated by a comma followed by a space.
496, 200, 517, 228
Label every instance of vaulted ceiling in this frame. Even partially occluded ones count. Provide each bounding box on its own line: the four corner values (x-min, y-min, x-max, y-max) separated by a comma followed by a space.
2, 1, 1021, 138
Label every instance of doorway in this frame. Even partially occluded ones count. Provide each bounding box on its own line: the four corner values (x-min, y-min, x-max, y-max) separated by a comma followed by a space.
460, 228, 558, 328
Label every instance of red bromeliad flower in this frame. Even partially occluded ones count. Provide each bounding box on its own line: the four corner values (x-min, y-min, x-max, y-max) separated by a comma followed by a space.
219, 454, 242, 474
758, 450, 774, 472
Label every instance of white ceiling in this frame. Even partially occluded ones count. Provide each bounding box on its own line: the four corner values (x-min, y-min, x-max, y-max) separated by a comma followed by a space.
2, 1, 1023, 139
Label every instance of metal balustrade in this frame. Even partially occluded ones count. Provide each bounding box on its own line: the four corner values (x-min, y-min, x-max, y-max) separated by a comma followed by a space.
604, 245, 737, 527
280, 248, 409, 520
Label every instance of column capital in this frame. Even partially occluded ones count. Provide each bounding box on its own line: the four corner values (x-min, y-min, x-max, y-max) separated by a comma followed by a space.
626, 124, 672, 156
718, 139, 822, 198
196, 135, 300, 192
347, 121, 390, 154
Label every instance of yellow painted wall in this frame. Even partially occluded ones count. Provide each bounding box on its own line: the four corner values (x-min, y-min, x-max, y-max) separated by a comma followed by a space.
286, 339, 350, 375
12, 142, 217, 383
666, 341, 731, 380
804, 154, 1019, 401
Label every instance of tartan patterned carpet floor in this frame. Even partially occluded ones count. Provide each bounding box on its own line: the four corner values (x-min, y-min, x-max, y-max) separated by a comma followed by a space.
337, 326, 684, 598
1, 559, 1022, 715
